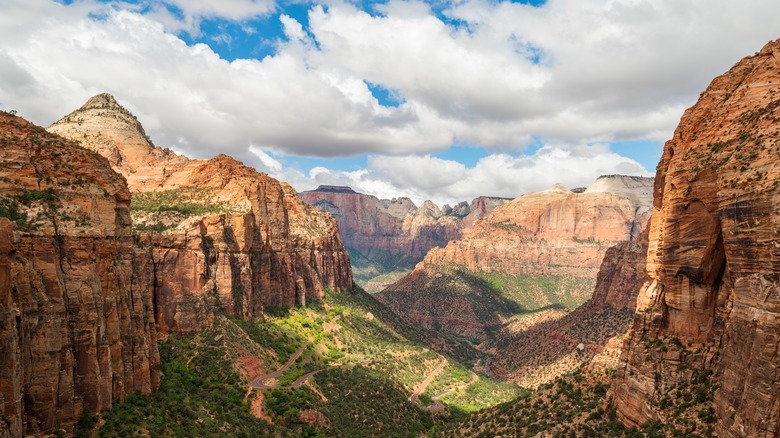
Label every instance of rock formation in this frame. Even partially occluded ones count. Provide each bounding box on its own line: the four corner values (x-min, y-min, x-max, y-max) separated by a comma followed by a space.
484, 227, 649, 386
48, 95, 352, 334
300, 186, 508, 260
419, 175, 653, 278
376, 176, 653, 341
611, 39, 780, 437
0, 113, 160, 436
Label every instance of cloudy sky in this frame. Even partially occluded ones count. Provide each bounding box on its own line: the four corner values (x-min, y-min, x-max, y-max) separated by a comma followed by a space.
1, 0, 779, 205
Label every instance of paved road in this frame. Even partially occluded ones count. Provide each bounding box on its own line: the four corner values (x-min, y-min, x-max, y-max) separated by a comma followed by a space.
251, 341, 310, 389
423, 371, 479, 411
409, 356, 447, 404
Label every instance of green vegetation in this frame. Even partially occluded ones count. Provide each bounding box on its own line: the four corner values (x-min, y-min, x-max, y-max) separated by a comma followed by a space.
0, 196, 28, 229
91, 287, 531, 437
472, 271, 594, 312
347, 246, 416, 290
96, 322, 280, 437
572, 235, 599, 244
0, 188, 62, 231
437, 376, 524, 414
131, 187, 245, 217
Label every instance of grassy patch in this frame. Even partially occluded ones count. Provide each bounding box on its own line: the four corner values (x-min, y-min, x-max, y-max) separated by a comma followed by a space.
131, 187, 245, 217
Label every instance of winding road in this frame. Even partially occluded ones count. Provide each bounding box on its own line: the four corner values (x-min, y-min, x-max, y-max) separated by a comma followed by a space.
251, 341, 312, 389
409, 356, 447, 404
422, 371, 479, 411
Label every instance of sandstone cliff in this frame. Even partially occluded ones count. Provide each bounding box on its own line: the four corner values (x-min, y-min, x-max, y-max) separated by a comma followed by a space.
299, 185, 508, 288
300, 186, 508, 260
420, 175, 653, 278
611, 39, 780, 437
48, 95, 352, 334
0, 113, 160, 436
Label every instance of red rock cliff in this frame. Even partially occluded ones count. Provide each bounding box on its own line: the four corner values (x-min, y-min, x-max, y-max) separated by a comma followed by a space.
612, 39, 780, 437
420, 176, 653, 278
299, 185, 508, 260
0, 113, 160, 436
376, 177, 652, 343
48, 95, 353, 334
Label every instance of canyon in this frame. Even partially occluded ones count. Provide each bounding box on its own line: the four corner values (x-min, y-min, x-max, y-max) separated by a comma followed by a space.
376, 175, 653, 343
2, 35, 780, 438
0, 95, 353, 435
300, 185, 508, 289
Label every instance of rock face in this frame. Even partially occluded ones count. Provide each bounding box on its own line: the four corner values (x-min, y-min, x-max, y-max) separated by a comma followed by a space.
611, 39, 780, 437
0, 113, 160, 436
590, 231, 649, 313
48, 95, 353, 335
299, 186, 509, 260
419, 176, 653, 279
300, 185, 508, 289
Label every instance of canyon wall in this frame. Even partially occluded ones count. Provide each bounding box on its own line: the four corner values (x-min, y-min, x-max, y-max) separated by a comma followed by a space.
611, 39, 780, 437
300, 185, 508, 260
49, 95, 353, 334
484, 227, 649, 386
0, 113, 160, 436
419, 176, 653, 278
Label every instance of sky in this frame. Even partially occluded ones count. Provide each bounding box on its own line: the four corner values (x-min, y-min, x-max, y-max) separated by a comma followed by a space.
1, 1, 779, 206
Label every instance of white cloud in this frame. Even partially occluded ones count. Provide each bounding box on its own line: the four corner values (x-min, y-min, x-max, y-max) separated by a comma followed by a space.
0, 0, 777, 202
144, 0, 276, 34
2, 0, 779, 157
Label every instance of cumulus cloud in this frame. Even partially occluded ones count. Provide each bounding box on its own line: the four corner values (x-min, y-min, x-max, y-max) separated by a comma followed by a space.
143, 0, 276, 35
0, 0, 777, 203
2, 0, 779, 159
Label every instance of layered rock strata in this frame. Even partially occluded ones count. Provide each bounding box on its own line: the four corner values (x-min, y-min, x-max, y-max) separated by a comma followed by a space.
48, 95, 352, 334
611, 39, 780, 437
485, 228, 649, 386
420, 175, 653, 278
0, 113, 160, 436
299, 185, 509, 260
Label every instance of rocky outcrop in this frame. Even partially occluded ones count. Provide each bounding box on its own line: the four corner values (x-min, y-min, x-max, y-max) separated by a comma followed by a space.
299, 186, 509, 261
49, 95, 352, 335
0, 113, 160, 436
417, 176, 652, 278
611, 39, 780, 437
590, 227, 650, 313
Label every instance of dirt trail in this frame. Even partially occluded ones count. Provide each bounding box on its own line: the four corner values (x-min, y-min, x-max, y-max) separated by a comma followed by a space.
409, 356, 447, 404
423, 371, 479, 411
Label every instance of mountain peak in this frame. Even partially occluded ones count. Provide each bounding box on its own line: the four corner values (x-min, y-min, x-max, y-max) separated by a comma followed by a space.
48, 94, 163, 173
82, 92, 120, 109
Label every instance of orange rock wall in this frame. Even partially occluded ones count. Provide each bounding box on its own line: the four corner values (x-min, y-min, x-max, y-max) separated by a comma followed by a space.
48, 95, 353, 336
0, 114, 160, 436
420, 181, 652, 278
612, 39, 780, 437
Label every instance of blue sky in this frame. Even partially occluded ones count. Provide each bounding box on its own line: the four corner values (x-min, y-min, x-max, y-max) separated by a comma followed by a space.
2, 0, 777, 204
